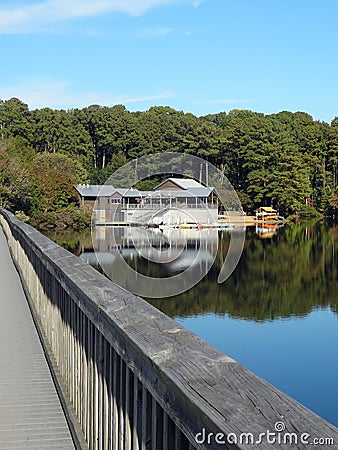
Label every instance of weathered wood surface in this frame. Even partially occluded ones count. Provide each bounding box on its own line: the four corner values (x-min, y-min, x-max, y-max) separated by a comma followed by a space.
0, 226, 75, 450
1, 209, 338, 450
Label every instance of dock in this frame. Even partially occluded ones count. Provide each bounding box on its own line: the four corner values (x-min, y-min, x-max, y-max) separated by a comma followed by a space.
0, 227, 75, 450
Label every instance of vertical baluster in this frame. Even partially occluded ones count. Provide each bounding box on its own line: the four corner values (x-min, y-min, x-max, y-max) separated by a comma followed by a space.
108, 346, 114, 450
103, 338, 109, 450
174, 427, 180, 450
141, 387, 152, 450
71, 300, 75, 408
82, 313, 88, 439
151, 398, 157, 450
119, 358, 125, 449
152, 400, 163, 450
97, 332, 103, 450
88, 320, 94, 450
76, 304, 81, 419
65, 296, 69, 401
162, 411, 168, 450
133, 373, 140, 450
112, 351, 119, 450
93, 327, 99, 450
167, 417, 175, 450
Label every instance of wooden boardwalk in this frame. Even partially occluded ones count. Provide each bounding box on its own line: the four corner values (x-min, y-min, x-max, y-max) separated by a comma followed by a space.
0, 228, 75, 450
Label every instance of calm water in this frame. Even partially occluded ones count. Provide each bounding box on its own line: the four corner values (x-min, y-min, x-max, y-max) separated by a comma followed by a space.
46, 222, 338, 426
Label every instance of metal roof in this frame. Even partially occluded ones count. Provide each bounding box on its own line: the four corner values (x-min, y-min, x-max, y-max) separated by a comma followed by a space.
256, 206, 277, 212
139, 188, 213, 199
119, 189, 151, 198
75, 180, 215, 199
75, 185, 116, 197
155, 178, 207, 190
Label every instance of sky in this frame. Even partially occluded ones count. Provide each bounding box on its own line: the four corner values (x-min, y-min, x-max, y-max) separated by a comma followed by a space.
1, 0, 338, 123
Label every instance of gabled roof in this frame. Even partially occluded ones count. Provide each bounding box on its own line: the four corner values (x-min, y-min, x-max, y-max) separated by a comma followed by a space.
154, 178, 206, 190
75, 185, 115, 197
117, 189, 150, 198
257, 206, 277, 212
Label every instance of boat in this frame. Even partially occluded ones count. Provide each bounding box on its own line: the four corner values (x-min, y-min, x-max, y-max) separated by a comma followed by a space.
255, 207, 280, 222
178, 222, 234, 230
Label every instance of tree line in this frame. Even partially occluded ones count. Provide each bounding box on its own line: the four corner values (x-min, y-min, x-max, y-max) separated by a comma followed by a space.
0, 97, 337, 227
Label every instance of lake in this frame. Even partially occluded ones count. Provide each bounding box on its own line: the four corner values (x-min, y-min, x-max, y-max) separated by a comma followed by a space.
45, 221, 338, 427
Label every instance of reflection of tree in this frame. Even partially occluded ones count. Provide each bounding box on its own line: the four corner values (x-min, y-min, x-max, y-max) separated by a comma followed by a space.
43, 228, 92, 255
45, 223, 337, 322
149, 223, 338, 321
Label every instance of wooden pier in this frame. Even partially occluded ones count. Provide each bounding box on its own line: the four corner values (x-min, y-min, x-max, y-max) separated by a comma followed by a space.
0, 208, 337, 449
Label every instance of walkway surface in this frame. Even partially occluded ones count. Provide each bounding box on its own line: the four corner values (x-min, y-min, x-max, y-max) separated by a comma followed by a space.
0, 227, 75, 450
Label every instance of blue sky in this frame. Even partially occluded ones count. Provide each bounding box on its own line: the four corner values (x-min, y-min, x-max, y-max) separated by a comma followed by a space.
1, 0, 337, 122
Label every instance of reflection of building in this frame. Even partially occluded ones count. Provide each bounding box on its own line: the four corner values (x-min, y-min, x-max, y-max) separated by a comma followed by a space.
80, 226, 219, 273
255, 224, 278, 239
75, 178, 219, 225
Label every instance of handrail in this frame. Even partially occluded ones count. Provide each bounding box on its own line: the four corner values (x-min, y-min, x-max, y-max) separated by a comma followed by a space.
0, 209, 337, 450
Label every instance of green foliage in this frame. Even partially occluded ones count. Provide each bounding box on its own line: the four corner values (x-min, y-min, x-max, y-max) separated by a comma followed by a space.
293, 204, 323, 219
327, 186, 338, 216
15, 210, 30, 222
30, 205, 92, 230
31, 152, 88, 212
0, 97, 337, 222
0, 139, 89, 228
0, 142, 40, 213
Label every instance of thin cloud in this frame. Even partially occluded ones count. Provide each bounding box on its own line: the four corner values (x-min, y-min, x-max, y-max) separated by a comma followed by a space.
0, 79, 174, 110
0, 0, 197, 33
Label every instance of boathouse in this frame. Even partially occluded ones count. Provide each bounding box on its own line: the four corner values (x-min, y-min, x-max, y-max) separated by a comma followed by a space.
75, 178, 219, 225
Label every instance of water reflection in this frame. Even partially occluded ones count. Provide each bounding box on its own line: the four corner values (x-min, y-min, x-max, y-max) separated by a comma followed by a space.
151, 222, 337, 321
255, 223, 283, 239
84, 226, 219, 298
45, 222, 338, 322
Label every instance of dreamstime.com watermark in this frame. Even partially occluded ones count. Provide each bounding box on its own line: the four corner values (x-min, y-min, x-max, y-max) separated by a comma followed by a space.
195, 422, 335, 446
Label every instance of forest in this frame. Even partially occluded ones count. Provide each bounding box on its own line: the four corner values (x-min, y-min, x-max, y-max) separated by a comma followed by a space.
0, 97, 337, 228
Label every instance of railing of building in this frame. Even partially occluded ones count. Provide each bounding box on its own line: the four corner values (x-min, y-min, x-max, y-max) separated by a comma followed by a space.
1, 208, 337, 450
121, 203, 218, 210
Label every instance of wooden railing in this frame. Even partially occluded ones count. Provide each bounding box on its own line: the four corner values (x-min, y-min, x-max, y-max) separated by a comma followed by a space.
1, 209, 337, 450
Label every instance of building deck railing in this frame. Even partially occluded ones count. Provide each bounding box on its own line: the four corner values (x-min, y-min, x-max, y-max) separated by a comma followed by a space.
0, 209, 337, 450
120, 203, 217, 210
